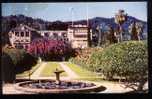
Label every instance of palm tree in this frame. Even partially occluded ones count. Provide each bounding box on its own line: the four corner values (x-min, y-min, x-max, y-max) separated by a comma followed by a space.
115, 10, 127, 42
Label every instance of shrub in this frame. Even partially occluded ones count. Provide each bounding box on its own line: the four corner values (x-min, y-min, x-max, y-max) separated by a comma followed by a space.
2, 46, 38, 83
89, 41, 148, 90
69, 47, 103, 71
28, 38, 74, 61
1, 52, 15, 83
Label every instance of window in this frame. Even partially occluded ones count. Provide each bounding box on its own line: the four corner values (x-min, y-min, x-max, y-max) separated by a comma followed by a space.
62, 33, 67, 37
15, 32, 19, 36
25, 40, 29, 42
15, 40, 19, 42
44, 33, 49, 37
26, 32, 29, 37
53, 33, 58, 37
21, 32, 24, 37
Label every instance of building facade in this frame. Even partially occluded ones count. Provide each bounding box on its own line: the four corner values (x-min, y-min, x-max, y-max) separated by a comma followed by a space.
38, 30, 67, 37
8, 24, 91, 49
8, 24, 34, 49
67, 24, 91, 49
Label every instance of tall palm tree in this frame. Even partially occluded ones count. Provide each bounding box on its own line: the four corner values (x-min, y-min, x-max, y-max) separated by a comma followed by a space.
115, 10, 127, 42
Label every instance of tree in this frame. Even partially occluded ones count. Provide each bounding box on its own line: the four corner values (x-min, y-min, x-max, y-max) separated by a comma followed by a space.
115, 10, 127, 42
107, 24, 117, 44
128, 21, 143, 41
2, 45, 37, 83
88, 41, 148, 91
28, 38, 73, 61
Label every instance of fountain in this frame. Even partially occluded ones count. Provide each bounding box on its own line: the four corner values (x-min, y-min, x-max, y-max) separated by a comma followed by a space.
15, 68, 106, 94
54, 68, 64, 85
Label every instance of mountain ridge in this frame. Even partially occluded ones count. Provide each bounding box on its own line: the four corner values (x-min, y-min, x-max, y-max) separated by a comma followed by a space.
2, 14, 147, 32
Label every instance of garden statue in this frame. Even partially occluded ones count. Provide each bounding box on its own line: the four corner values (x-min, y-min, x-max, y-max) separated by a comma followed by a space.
115, 9, 127, 42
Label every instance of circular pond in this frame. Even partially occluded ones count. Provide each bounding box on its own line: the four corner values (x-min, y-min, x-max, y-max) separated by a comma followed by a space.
14, 80, 106, 93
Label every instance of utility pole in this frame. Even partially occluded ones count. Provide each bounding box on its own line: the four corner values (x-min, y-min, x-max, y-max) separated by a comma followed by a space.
70, 7, 74, 27
25, 6, 31, 80
86, 4, 91, 47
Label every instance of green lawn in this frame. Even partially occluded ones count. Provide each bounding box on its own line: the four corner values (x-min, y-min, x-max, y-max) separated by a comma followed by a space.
16, 62, 42, 77
40, 62, 67, 77
64, 62, 101, 78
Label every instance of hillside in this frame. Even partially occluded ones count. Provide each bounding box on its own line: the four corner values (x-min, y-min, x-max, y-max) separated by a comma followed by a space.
2, 14, 147, 45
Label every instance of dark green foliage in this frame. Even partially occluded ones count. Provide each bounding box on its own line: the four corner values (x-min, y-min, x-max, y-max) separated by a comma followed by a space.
69, 47, 103, 71
2, 46, 38, 83
88, 40, 148, 91
1, 52, 15, 83
90, 41, 148, 81
70, 41, 148, 91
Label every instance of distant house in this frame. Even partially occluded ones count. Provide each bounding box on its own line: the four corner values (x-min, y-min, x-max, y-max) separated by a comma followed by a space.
67, 24, 92, 49
8, 24, 41, 49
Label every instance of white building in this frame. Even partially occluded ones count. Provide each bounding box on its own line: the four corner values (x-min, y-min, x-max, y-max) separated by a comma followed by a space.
67, 24, 92, 48
8, 24, 92, 49
8, 24, 35, 49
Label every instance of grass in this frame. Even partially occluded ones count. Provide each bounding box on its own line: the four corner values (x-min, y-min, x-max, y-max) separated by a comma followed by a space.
64, 62, 100, 78
16, 62, 41, 77
64, 62, 127, 82
40, 62, 67, 77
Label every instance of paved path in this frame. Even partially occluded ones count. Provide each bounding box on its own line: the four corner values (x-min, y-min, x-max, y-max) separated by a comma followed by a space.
3, 81, 148, 94
3, 62, 148, 94
2, 84, 32, 94
30, 62, 47, 79
59, 62, 79, 79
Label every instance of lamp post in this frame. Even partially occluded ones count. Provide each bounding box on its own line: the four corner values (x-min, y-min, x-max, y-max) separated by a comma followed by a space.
70, 7, 74, 27
86, 4, 91, 47
115, 10, 127, 42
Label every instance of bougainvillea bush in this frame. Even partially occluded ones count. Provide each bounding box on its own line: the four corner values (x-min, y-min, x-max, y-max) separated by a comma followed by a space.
28, 38, 74, 61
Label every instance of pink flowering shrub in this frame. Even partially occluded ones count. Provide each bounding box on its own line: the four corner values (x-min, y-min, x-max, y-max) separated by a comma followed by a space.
28, 38, 74, 61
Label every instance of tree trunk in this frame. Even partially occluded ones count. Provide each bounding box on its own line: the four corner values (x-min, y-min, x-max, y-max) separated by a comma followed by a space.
137, 79, 147, 91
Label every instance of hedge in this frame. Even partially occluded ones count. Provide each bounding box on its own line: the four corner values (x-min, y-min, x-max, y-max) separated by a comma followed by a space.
2, 46, 38, 83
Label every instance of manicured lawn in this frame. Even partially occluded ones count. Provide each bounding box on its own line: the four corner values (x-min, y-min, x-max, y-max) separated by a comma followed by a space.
64, 62, 118, 82
16, 62, 42, 77
64, 62, 100, 78
40, 62, 67, 77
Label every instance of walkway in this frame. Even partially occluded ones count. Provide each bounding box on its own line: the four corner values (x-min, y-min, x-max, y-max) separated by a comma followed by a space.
3, 81, 148, 94
2, 62, 148, 94
59, 62, 79, 79
30, 62, 47, 79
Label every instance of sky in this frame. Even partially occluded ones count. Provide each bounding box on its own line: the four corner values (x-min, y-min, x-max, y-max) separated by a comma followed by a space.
2, 2, 147, 22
